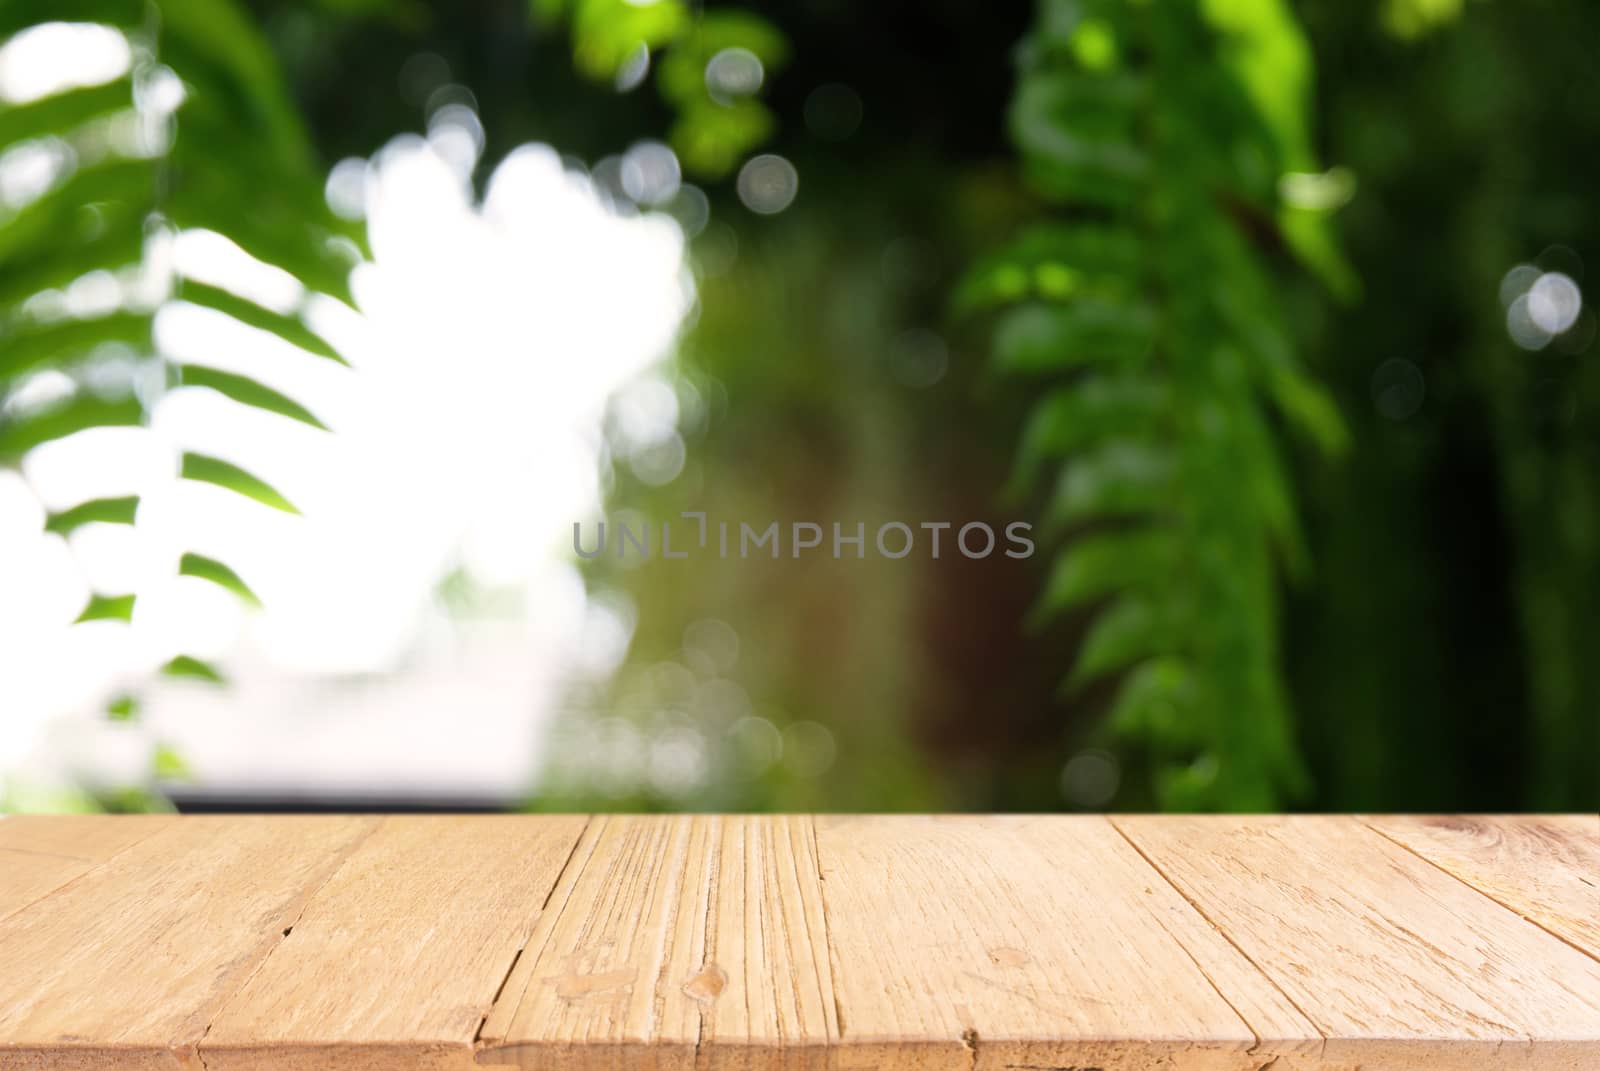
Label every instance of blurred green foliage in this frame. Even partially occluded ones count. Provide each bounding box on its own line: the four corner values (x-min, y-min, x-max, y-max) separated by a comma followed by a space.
0, 0, 357, 778
969, 0, 1349, 809
537, 0, 786, 175
3, 0, 1596, 813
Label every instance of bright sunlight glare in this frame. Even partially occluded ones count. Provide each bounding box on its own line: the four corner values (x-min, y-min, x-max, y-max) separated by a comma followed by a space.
1, 110, 692, 800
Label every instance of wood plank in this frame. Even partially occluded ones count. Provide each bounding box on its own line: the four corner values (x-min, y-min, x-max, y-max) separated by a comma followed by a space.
811, 815, 1320, 1070
480, 814, 837, 1071
1364, 814, 1600, 961
0, 816, 174, 924
3, 814, 1596, 1069
1114, 814, 1600, 1069
0, 815, 175, 860
199, 814, 589, 1071
0, 815, 377, 1070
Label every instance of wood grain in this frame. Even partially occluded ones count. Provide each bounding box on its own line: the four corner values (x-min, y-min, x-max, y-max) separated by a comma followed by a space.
480, 814, 837, 1070
2, 814, 1595, 1070
1114, 814, 1600, 1070
813, 814, 1318, 1070
201, 815, 589, 1071
1364, 814, 1600, 961
0, 815, 376, 1069
0, 815, 173, 924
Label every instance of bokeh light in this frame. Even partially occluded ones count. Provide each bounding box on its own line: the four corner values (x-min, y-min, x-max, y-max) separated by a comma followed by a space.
736, 153, 799, 215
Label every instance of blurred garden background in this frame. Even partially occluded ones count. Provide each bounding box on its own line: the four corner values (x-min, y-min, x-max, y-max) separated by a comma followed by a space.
0, 0, 1595, 815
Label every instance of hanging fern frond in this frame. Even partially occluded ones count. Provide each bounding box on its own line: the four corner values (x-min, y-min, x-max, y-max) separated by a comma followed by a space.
977, 0, 1350, 809
0, 2, 357, 731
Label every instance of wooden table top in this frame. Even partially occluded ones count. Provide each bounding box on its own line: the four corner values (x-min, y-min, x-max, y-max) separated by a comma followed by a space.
0, 814, 1595, 1070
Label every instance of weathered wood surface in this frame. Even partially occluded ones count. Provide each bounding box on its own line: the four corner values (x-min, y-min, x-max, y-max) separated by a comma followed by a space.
0, 814, 1594, 1070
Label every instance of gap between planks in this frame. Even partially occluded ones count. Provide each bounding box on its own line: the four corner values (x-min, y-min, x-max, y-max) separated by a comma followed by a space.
1358, 815, 1600, 969
471, 814, 595, 1046
1104, 816, 1327, 1062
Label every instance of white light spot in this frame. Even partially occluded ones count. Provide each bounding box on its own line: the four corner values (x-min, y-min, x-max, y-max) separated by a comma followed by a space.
134, 65, 185, 120
1507, 293, 1553, 351
63, 269, 124, 318
325, 157, 369, 221
2, 371, 75, 419
426, 103, 484, 180
648, 727, 707, 796
0, 137, 75, 210
173, 229, 305, 313
613, 375, 679, 446
1527, 272, 1582, 335
736, 154, 798, 215
614, 43, 650, 92
629, 431, 685, 485
1499, 263, 1541, 307
620, 140, 680, 206
0, 23, 130, 104
704, 47, 763, 101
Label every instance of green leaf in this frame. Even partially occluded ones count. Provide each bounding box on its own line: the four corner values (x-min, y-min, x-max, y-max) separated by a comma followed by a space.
669, 99, 776, 178
0, 78, 133, 148
1201, 0, 1314, 165
571, 0, 690, 80
1011, 377, 1168, 493
0, 390, 143, 462
955, 223, 1142, 313
1280, 207, 1360, 301
1047, 441, 1177, 526
0, 313, 151, 378
180, 452, 300, 514
0, 159, 154, 270
107, 693, 141, 722
1266, 363, 1347, 457
168, 194, 358, 304
179, 551, 262, 606
0, 220, 146, 311
1068, 596, 1181, 689
1198, 0, 1359, 296
161, 654, 228, 685
176, 364, 328, 428
1010, 70, 1149, 206
1106, 656, 1199, 740
1033, 528, 1179, 619
0, 2, 143, 38
157, 0, 321, 178
176, 279, 345, 364
95, 786, 176, 814
656, 10, 788, 104
992, 300, 1157, 373
75, 593, 136, 623
45, 496, 140, 535
152, 743, 192, 781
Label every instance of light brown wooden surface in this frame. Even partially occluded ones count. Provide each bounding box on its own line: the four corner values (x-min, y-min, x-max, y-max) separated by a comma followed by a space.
0, 814, 1596, 1070
202, 815, 589, 1071
1363, 814, 1600, 959
0, 815, 173, 924
480, 814, 838, 1070
1113, 815, 1600, 1070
